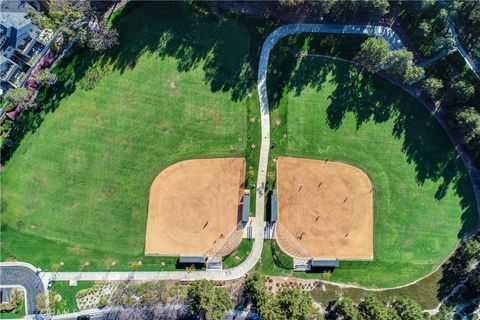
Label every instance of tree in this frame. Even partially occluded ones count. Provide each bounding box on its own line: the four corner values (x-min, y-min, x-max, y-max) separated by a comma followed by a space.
35, 69, 57, 86
136, 281, 166, 305
448, 80, 475, 104
360, 294, 399, 320
467, 267, 480, 295
28, 0, 92, 38
422, 77, 444, 100
5, 88, 30, 106
415, 0, 436, 13
464, 239, 480, 261
186, 280, 232, 320
334, 297, 362, 320
275, 288, 319, 320
36, 293, 48, 311
391, 296, 427, 320
404, 65, 425, 84
385, 49, 414, 81
98, 296, 108, 308
29, 1, 119, 52
356, 37, 391, 73
416, 21, 432, 40
455, 107, 480, 144
82, 21, 119, 52
245, 272, 277, 319
364, 0, 390, 20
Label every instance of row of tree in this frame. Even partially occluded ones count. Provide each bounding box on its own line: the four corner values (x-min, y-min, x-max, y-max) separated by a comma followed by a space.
4, 69, 57, 108
331, 295, 427, 320
397, 1, 454, 59
245, 272, 319, 320
278, 0, 390, 23
447, 0, 480, 57
355, 37, 424, 84
28, 0, 119, 52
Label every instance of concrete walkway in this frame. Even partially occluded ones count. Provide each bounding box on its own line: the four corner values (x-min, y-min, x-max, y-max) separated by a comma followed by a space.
418, 49, 455, 67
3, 22, 477, 295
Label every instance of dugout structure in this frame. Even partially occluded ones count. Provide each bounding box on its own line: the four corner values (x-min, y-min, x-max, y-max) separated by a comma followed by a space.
275, 157, 374, 260
145, 158, 246, 256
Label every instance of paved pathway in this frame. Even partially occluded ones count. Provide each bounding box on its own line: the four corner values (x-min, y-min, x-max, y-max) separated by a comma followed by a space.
2, 23, 478, 295
418, 49, 455, 67
447, 16, 479, 78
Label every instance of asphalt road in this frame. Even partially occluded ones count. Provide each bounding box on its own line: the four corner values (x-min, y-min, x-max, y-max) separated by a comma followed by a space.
0, 265, 45, 315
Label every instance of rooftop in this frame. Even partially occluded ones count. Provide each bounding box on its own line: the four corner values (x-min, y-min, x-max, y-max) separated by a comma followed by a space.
0, 0, 34, 30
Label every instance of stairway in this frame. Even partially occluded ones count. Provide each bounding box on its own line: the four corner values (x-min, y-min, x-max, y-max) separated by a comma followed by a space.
207, 223, 244, 259
275, 223, 311, 259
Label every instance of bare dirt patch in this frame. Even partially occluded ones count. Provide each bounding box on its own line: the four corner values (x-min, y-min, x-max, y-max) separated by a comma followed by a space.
145, 158, 246, 256
276, 157, 373, 260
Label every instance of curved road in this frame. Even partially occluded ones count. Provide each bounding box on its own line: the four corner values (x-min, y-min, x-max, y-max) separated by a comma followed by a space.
0, 263, 46, 315
1, 23, 478, 298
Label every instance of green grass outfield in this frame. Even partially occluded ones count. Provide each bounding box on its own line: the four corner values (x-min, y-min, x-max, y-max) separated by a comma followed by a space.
222, 239, 254, 269
267, 54, 478, 287
0, 2, 260, 271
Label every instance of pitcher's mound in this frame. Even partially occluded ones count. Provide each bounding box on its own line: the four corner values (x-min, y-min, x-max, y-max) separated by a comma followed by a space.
276, 157, 373, 260
145, 158, 246, 256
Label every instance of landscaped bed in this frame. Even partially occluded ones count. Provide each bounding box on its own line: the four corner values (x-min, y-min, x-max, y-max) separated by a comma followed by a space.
50, 281, 96, 314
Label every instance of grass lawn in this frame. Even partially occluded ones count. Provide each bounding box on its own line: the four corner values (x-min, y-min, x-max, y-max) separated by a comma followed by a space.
223, 239, 254, 269
0, 2, 260, 271
267, 53, 478, 287
50, 281, 96, 314
256, 240, 294, 276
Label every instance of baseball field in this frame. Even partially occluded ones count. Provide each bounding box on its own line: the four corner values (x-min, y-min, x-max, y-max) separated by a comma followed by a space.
267, 53, 478, 286
276, 157, 373, 260
145, 158, 245, 256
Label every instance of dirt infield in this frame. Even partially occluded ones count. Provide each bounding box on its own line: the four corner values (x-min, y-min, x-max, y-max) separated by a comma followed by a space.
276, 157, 373, 260
145, 158, 246, 256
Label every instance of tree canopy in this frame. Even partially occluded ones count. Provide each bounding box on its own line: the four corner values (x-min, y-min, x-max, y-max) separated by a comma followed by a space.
245, 272, 319, 320
391, 296, 427, 320
422, 77, 444, 100
186, 280, 232, 320
335, 297, 362, 320
5, 88, 30, 106
455, 107, 480, 144
355, 37, 390, 73
464, 239, 480, 261
448, 80, 476, 104
35, 69, 58, 86
360, 294, 399, 320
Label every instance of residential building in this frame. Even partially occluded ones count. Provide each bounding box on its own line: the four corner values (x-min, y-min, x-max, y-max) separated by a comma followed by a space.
0, 0, 52, 96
